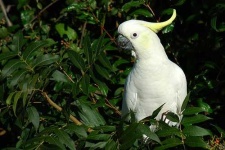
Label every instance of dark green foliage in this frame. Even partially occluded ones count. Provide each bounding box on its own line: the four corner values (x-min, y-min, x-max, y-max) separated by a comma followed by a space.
0, 0, 225, 149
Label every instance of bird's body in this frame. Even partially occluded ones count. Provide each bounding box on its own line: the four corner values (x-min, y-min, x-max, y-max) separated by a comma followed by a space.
118, 10, 187, 127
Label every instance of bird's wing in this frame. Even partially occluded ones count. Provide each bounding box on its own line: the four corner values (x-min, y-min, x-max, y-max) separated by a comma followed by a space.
122, 73, 137, 118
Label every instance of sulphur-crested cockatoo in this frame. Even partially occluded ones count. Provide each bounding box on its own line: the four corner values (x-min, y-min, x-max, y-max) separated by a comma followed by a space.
117, 9, 187, 129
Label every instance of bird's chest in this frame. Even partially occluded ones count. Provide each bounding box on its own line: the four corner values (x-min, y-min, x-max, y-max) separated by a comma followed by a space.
128, 62, 171, 97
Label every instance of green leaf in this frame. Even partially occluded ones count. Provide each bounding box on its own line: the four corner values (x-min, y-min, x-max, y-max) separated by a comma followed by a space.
94, 64, 110, 80
55, 23, 77, 40
122, 1, 144, 12
0, 26, 9, 38
22, 39, 56, 60
119, 123, 141, 150
6, 92, 16, 105
67, 50, 85, 72
94, 125, 116, 132
87, 133, 110, 141
9, 69, 28, 87
197, 99, 213, 113
85, 141, 107, 149
52, 70, 69, 82
211, 16, 218, 32
137, 123, 161, 143
157, 126, 181, 137
0, 51, 18, 62
13, 91, 22, 116
212, 124, 225, 138
83, 35, 92, 65
98, 52, 112, 70
1, 59, 26, 78
155, 137, 183, 150
45, 135, 66, 150
10, 31, 26, 52
173, 0, 186, 6
81, 74, 90, 95
165, 112, 179, 123
151, 103, 165, 119
27, 106, 40, 131
181, 92, 190, 111
129, 9, 153, 17
54, 129, 75, 150
78, 102, 106, 127
21, 10, 34, 26
67, 124, 87, 138
181, 114, 211, 125
105, 139, 118, 150
183, 126, 212, 136
183, 107, 205, 115
93, 33, 106, 57
185, 136, 209, 148
32, 54, 59, 68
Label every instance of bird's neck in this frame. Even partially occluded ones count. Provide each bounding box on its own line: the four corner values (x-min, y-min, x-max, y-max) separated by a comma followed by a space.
135, 44, 168, 62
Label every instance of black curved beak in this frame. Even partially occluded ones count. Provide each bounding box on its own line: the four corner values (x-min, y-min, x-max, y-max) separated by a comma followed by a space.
117, 35, 134, 50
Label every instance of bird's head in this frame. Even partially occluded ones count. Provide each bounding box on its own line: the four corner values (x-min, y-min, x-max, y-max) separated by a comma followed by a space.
117, 9, 176, 59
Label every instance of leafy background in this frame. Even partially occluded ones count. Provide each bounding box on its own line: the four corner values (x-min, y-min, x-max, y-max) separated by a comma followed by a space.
0, 0, 225, 149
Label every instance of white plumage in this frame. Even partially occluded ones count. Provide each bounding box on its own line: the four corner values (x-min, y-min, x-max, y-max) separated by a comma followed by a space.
117, 10, 187, 128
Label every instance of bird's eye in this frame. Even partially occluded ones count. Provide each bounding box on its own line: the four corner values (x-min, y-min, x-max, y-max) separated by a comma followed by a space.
131, 32, 138, 39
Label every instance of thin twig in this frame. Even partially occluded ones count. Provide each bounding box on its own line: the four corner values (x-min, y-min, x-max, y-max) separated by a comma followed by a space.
79, 21, 87, 48
105, 98, 121, 116
56, 62, 75, 83
41, 91, 93, 132
42, 92, 82, 125
0, 128, 6, 136
30, 0, 59, 24
144, 2, 155, 17
0, 0, 12, 26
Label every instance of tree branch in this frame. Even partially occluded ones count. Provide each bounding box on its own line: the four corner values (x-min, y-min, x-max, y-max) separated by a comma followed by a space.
0, 0, 12, 26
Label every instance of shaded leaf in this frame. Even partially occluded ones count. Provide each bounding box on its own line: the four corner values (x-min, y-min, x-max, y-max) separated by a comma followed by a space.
155, 137, 183, 150
23, 39, 55, 60
0, 51, 18, 62
27, 106, 40, 131
83, 35, 92, 65
54, 129, 75, 150
45, 135, 66, 150
13, 91, 22, 116
185, 136, 209, 148
32, 54, 59, 68
181, 92, 190, 111
81, 74, 90, 95
122, 1, 144, 12
98, 52, 112, 70
6, 92, 16, 105
94, 64, 110, 80
52, 70, 69, 82
67, 124, 87, 138
1, 59, 26, 78
10, 31, 26, 52
105, 139, 118, 150
137, 123, 161, 143
157, 126, 181, 137
119, 123, 141, 150
79, 102, 106, 127
93, 33, 105, 57
67, 50, 85, 72
87, 133, 110, 141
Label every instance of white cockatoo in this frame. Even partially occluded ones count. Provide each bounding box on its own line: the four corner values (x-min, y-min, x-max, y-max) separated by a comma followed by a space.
117, 9, 187, 129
